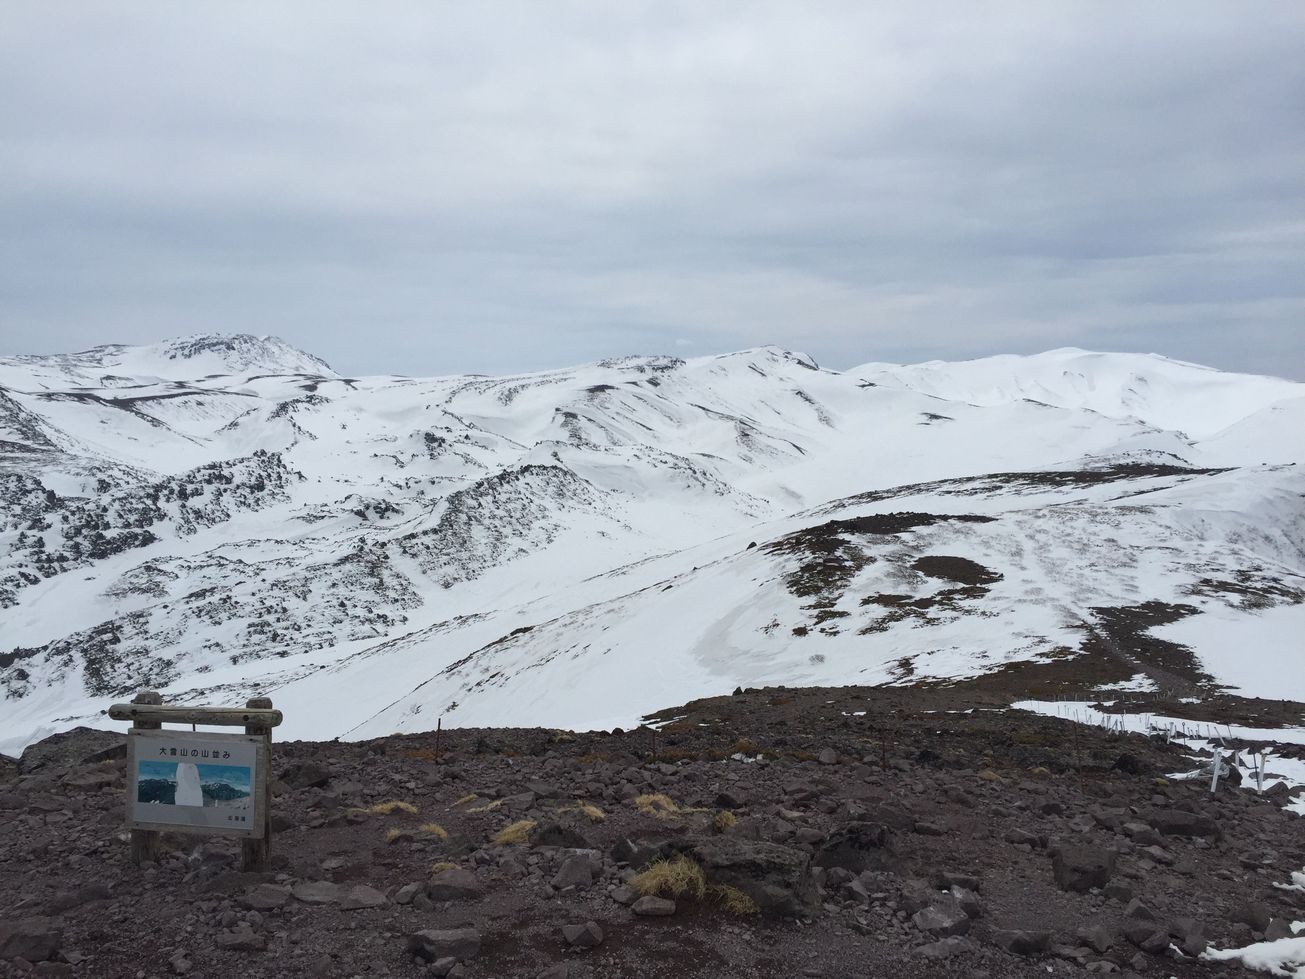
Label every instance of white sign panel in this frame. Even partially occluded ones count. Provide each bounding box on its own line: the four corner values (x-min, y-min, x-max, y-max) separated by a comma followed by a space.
127, 730, 266, 837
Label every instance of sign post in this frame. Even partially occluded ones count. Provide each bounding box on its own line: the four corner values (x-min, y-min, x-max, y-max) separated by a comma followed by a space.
108, 692, 283, 871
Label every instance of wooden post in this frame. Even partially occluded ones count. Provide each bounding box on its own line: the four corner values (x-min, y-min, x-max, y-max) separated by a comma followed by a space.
434, 716, 442, 765
241, 696, 274, 871
129, 690, 164, 866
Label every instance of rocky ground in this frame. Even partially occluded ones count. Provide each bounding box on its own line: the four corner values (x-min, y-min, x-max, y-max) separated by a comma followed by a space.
2, 685, 1304, 979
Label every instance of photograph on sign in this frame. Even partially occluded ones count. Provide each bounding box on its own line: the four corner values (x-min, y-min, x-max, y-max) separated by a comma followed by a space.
128, 731, 264, 836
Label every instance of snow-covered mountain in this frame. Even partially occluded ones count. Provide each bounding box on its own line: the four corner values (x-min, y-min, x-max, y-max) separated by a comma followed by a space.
1, 336, 1302, 753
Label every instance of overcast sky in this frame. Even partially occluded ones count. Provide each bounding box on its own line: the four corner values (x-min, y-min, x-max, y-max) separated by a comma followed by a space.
2, 3, 1303, 379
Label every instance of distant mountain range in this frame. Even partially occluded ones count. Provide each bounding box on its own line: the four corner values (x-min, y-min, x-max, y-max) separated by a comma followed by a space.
2, 334, 1302, 754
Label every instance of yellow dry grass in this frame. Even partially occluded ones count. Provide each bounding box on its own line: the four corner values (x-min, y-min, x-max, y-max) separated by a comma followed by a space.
492, 819, 536, 845
562, 802, 606, 823
630, 855, 706, 900
467, 798, 505, 814
430, 861, 460, 875
451, 793, 478, 807
351, 799, 417, 816
418, 822, 449, 840
713, 810, 737, 832
634, 793, 680, 817
710, 884, 759, 915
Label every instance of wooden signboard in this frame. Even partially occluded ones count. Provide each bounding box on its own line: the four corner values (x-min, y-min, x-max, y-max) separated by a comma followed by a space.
126, 730, 268, 837
108, 691, 281, 869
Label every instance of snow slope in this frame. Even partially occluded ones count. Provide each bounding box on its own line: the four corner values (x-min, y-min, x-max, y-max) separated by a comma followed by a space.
1, 337, 1302, 752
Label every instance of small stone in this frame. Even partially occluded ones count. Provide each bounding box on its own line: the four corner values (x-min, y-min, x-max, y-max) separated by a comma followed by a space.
216, 929, 266, 952
631, 895, 676, 916
240, 884, 290, 911
1228, 901, 1272, 933
292, 881, 342, 905
1051, 845, 1116, 893
395, 882, 423, 905
1077, 925, 1116, 953
561, 921, 603, 948
609, 885, 637, 906
916, 937, 973, 959
426, 868, 483, 902
551, 855, 594, 891
0, 916, 63, 962
912, 904, 970, 938
1004, 828, 1042, 847
991, 929, 1051, 955
1104, 881, 1133, 904
1124, 899, 1157, 921
341, 884, 387, 910
407, 927, 481, 962
1124, 922, 1169, 954
817, 748, 838, 765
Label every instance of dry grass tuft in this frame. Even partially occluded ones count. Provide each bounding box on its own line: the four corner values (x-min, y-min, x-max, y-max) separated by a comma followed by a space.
561, 801, 605, 823
631, 855, 706, 899
384, 827, 405, 843
634, 793, 680, 817
493, 819, 537, 845
710, 883, 760, 915
467, 798, 505, 814
713, 810, 737, 832
351, 799, 417, 816
418, 822, 449, 840
451, 793, 478, 807
430, 860, 459, 875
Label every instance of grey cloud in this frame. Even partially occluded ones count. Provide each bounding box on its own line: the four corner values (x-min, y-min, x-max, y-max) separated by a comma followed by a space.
1, 2, 1302, 379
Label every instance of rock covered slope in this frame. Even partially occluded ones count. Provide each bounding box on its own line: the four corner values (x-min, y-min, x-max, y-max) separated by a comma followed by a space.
2, 686, 1304, 978
1, 336, 1302, 751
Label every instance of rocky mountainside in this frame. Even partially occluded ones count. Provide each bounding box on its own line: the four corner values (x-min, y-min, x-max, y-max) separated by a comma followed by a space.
1, 336, 1303, 753
1, 686, 1303, 978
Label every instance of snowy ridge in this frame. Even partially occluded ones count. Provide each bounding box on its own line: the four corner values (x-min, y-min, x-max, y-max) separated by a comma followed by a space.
0, 339, 1302, 753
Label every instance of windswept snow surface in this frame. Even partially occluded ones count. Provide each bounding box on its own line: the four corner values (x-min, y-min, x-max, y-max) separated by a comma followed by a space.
1, 338, 1303, 751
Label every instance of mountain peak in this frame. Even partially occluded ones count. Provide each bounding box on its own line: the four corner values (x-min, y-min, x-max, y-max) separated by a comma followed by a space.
157, 334, 335, 376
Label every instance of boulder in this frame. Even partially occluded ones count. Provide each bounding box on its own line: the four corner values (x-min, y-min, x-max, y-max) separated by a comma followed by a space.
1148, 808, 1220, 840
916, 936, 975, 959
1050, 846, 1116, 893
812, 821, 894, 874
551, 854, 594, 891
408, 927, 482, 962
1124, 922, 1169, 954
529, 821, 592, 849
18, 728, 125, 774
1077, 925, 1116, 953
216, 926, 266, 952
561, 921, 603, 948
279, 761, 331, 790
690, 837, 817, 915
239, 884, 291, 911
426, 868, 483, 902
912, 904, 970, 937
341, 885, 387, 910
991, 929, 1051, 955
292, 881, 342, 905
0, 916, 63, 962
